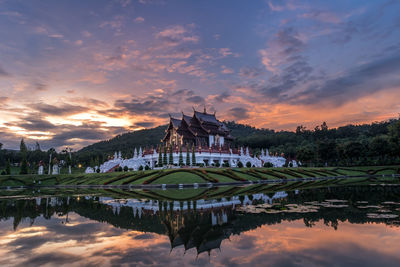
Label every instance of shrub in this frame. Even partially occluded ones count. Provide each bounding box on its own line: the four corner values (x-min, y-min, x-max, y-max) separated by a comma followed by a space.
139, 165, 144, 171
123, 166, 129, 172
289, 162, 293, 167
215, 162, 220, 167
96, 168, 101, 173
145, 165, 150, 170
1, 170, 6, 175
264, 162, 273, 168
237, 162, 243, 168
129, 168, 133, 171
246, 162, 252, 168
223, 162, 230, 168
117, 166, 123, 172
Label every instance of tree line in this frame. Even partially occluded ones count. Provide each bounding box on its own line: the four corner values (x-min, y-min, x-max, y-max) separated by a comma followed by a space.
1, 117, 399, 173
229, 117, 400, 167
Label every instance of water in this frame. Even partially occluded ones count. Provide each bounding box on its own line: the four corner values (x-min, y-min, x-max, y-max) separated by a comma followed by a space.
1, 183, 400, 267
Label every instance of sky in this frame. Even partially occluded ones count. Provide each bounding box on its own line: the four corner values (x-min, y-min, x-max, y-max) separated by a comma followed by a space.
0, 0, 400, 151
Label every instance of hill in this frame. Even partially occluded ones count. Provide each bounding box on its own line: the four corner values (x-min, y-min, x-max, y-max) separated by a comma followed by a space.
74, 118, 400, 167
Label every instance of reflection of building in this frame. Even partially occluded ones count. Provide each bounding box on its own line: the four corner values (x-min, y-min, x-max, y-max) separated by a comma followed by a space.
98, 192, 288, 255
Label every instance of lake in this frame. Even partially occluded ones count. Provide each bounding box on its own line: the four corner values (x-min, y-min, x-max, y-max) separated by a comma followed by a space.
1, 182, 400, 266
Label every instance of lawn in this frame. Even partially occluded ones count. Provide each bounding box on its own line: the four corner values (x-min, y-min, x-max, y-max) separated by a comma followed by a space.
0, 165, 399, 187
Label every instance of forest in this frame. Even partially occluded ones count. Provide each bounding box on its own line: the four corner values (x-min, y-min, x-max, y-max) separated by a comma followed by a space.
1, 116, 399, 173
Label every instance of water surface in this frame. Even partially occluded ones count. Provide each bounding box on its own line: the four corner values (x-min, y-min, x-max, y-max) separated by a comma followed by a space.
1, 183, 400, 266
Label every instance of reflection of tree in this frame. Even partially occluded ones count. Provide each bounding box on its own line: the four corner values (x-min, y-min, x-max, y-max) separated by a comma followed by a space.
0, 184, 399, 256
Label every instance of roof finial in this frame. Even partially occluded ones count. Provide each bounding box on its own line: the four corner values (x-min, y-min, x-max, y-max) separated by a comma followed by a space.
192, 106, 195, 112
203, 105, 206, 114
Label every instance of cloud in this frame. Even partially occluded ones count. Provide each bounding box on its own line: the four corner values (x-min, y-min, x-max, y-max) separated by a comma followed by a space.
298, 11, 341, 24
219, 48, 239, 57
186, 95, 204, 103
221, 65, 234, 74
0, 96, 9, 104
134, 121, 155, 128
116, 0, 131, 7
239, 66, 264, 78
134, 16, 145, 23
229, 107, 250, 120
12, 115, 57, 131
294, 54, 400, 106
29, 103, 89, 116
0, 65, 10, 77
114, 97, 170, 116
258, 27, 307, 73
34, 82, 47, 91
155, 25, 199, 46
99, 15, 125, 32
81, 30, 92, 38
214, 91, 231, 102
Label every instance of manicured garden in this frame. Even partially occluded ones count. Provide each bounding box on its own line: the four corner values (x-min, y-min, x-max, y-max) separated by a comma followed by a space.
0, 165, 399, 188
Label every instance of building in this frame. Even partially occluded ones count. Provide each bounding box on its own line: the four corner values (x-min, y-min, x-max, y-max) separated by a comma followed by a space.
163, 107, 234, 148
92, 108, 293, 172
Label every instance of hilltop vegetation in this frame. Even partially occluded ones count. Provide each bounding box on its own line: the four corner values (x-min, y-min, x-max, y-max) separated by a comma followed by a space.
75, 118, 400, 167
1, 118, 400, 172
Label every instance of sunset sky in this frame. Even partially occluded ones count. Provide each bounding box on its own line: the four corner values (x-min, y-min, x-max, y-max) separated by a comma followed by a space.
1, 0, 400, 150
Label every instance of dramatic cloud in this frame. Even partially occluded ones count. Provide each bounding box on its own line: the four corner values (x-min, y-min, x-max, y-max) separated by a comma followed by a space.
0, 0, 399, 149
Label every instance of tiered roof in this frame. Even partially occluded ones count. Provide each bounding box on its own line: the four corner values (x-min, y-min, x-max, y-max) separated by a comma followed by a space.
162, 108, 234, 143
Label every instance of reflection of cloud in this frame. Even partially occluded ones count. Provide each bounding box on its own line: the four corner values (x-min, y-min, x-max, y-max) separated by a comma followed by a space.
1, 213, 400, 267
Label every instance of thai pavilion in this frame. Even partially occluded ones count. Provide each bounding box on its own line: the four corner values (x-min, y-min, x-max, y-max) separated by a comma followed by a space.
162, 108, 234, 148
89, 108, 291, 173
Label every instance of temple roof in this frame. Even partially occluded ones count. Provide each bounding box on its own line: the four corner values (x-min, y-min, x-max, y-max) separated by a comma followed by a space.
171, 118, 181, 129
194, 111, 219, 125
164, 108, 234, 141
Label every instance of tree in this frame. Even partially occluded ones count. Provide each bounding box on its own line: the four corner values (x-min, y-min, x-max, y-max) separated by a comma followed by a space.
191, 145, 196, 166
169, 144, 173, 165
186, 145, 190, 166
19, 139, 28, 175
5, 159, 11, 175
62, 147, 73, 174
158, 145, 162, 166
47, 148, 56, 174
178, 146, 183, 166
369, 136, 391, 159
317, 140, 337, 165
388, 117, 400, 156
163, 146, 167, 166
296, 145, 314, 166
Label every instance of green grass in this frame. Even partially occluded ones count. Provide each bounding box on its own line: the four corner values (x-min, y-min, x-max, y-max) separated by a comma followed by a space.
150, 172, 205, 184
0, 165, 399, 187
